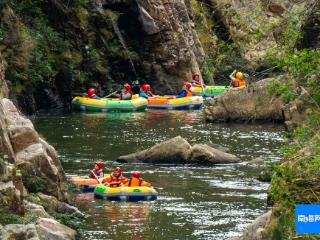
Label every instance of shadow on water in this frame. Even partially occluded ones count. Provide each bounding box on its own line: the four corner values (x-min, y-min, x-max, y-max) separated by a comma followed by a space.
33, 109, 285, 239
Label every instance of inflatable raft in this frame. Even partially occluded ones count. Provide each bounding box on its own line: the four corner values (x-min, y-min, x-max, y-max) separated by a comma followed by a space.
147, 96, 203, 110
69, 175, 109, 192
94, 185, 158, 201
72, 95, 148, 112
192, 86, 227, 97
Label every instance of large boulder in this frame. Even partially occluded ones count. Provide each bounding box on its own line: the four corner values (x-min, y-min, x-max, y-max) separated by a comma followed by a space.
36, 218, 76, 240
118, 136, 240, 164
1, 224, 39, 240
37, 193, 84, 218
0, 98, 67, 201
118, 136, 191, 164
205, 78, 285, 123
188, 144, 240, 164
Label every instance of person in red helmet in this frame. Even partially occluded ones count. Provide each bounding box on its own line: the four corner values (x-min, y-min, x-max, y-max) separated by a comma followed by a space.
124, 171, 152, 187
86, 88, 101, 99
89, 161, 104, 178
139, 84, 154, 98
102, 167, 128, 187
120, 83, 133, 100
176, 82, 193, 98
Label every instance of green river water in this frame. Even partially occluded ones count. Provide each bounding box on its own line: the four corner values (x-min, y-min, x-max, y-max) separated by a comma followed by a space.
33, 109, 285, 240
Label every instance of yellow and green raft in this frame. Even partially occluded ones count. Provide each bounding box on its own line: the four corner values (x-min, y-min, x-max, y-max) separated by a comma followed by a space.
72, 96, 148, 112
192, 86, 227, 97
94, 185, 158, 201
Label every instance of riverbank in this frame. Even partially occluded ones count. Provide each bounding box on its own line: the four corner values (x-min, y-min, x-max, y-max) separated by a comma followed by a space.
0, 97, 83, 239
204, 77, 320, 239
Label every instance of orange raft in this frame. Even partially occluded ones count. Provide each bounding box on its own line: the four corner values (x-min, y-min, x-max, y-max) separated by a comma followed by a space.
69, 174, 110, 192
147, 96, 203, 110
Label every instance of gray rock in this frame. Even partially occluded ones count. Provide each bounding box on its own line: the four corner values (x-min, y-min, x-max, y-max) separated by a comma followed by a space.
210, 144, 230, 153
36, 218, 76, 240
2, 224, 39, 240
24, 201, 50, 218
138, 4, 160, 35
37, 193, 84, 218
205, 78, 285, 123
118, 136, 240, 164
0, 98, 67, 201
242, 210, 272, 240
188, 144, 241, 164
118, 136, 191, 164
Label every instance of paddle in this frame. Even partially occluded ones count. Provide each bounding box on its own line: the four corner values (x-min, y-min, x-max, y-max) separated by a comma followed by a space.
90, 170, 102, 184
104, 90, 120, 98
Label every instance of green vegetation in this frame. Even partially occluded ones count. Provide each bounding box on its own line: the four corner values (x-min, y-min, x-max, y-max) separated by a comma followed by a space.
0, 0, 135, 97
262, 3, 320, 239
191, 0, 246, 84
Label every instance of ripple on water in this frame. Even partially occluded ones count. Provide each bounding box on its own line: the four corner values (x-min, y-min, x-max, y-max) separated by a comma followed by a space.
33, 110, 284, 240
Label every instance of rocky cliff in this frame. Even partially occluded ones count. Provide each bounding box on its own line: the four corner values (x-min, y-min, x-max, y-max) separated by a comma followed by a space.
0, 53, 79, 239
0, 0, 318, 113
0, 0, 207, 113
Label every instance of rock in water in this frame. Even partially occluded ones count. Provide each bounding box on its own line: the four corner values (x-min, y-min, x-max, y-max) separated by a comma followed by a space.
118, 136, 191, 164
188, 144, 240, 164
118, 136, 240, 164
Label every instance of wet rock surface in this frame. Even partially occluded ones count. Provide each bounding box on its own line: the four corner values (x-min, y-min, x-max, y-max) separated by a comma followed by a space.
118, 136, 240, 164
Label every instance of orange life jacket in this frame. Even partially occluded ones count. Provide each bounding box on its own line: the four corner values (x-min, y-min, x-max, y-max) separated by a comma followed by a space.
125, 177, 151, 187
102, 176, 128, 188
238, 79, 246, 87
186, 90, 193, 97
233, 79, 246, 88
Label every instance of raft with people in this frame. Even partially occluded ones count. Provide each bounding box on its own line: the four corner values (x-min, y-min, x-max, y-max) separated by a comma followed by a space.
69, 175, 109, 192
72, 85, 148, 112
71, 95, 148, 112
147, 96, 203, 110
139, 82, 203, 110
95, 170, 157, 201
94, 185, 158, 201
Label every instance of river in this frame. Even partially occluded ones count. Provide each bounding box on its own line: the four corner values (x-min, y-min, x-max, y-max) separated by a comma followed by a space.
33, 109, 285, 239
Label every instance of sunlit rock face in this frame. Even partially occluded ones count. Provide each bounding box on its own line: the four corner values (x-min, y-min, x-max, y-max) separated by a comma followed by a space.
105, 0, 205, 94
206, 0, 315, 70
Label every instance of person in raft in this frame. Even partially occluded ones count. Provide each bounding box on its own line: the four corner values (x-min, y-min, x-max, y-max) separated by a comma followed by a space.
102, 167, 128, 187
120, 83, 133, 100
89, 161, 104, 178
229, 70, 246, 88
176, 82, 193, 98
124, 171, 152, 187
139, 84, 154, 98
191, 73, 202, 86
86, 88, 100, 99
